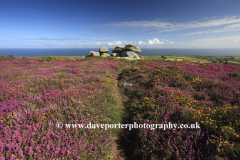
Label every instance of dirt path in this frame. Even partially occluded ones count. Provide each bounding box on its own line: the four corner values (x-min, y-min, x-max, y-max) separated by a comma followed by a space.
110, 74, 125, 160
110, 72, 141, 160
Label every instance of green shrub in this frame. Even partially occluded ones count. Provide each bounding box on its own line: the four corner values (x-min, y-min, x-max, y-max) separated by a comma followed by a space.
105, 56, 116, 60
74, 57, 85, 61
161, 55, 167, 59
38, 56, 54, 62
120, 58, 131, 65
7, 54, 15, 59
218, 59, 223, 63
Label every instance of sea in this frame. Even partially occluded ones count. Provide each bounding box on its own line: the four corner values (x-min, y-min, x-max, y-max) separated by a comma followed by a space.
0, 48, 239, 57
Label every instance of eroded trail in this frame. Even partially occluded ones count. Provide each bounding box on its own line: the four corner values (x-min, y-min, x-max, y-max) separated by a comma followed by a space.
110, 74, 125, 160
111, 72, 141, 160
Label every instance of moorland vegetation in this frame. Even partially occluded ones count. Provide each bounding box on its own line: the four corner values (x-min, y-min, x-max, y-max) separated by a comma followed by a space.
0, 55, 239, 159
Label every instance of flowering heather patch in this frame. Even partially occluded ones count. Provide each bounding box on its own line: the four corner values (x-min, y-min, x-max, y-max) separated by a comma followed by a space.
0, 57, 126, 159
121, 59, 240, 159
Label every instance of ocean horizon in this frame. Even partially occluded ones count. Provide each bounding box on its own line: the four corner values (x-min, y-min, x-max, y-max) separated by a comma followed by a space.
0, 48, 240, 57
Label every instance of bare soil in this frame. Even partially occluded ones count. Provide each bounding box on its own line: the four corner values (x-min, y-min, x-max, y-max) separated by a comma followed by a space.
110, 74, 125, 160
110, 72, 142, 160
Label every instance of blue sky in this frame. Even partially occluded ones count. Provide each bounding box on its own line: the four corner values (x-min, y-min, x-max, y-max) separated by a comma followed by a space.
0, 0, 240, 48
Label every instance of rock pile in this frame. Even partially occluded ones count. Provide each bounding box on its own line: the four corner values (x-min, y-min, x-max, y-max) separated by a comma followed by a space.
86, 44, 142, 60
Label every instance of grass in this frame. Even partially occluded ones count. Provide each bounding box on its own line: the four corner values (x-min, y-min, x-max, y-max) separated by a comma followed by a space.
144, 55, 240, 65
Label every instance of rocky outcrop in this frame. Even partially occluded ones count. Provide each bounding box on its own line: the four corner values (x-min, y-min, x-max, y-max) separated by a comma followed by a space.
111, 44, 142, 60
86, 44, 142, 60
112, 44, 141, 53
99, 47, 109, 54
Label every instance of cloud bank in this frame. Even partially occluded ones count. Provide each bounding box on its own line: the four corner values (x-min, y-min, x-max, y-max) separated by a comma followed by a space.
1, 36, 239, 49
96, 16, 240, 35
76, 36, 240, 48
76, 38, 174, 47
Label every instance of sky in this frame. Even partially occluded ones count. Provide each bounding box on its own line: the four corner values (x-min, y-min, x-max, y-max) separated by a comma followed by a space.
0, 0, 240, 49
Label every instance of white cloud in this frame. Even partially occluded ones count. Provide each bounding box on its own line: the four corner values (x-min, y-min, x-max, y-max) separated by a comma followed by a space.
180, 23, 240, 35
175, 35, 240, 48
115, 41, 122, 45
75, 38, 173, 47
98, 16, 240, 33
77, 40, 127, 46
138, 41, 147, 45
107, 43, 114, 45
147, 38, 166, 45
148, 39, 155, 45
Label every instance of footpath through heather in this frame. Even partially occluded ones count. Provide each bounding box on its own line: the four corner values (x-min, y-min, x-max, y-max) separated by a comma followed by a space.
111, 69, 141, 160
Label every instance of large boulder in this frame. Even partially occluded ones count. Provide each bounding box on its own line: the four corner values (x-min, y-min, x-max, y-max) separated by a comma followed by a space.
110, 53, 120, 57
101, 53, 110, 57
125, 44, 138, 48
112, 44, 141, 53
112, 48, 123, 53
125, 44, 141, 53
112, 46, 125, 53
116, 46, 125, 49
99, 47, 109, 53
122, 46, 141, 53
121, 51, 140, 59
87, 51, 100, 57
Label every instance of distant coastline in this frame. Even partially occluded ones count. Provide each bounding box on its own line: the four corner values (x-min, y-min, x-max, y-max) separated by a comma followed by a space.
0, 48, 240, 57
